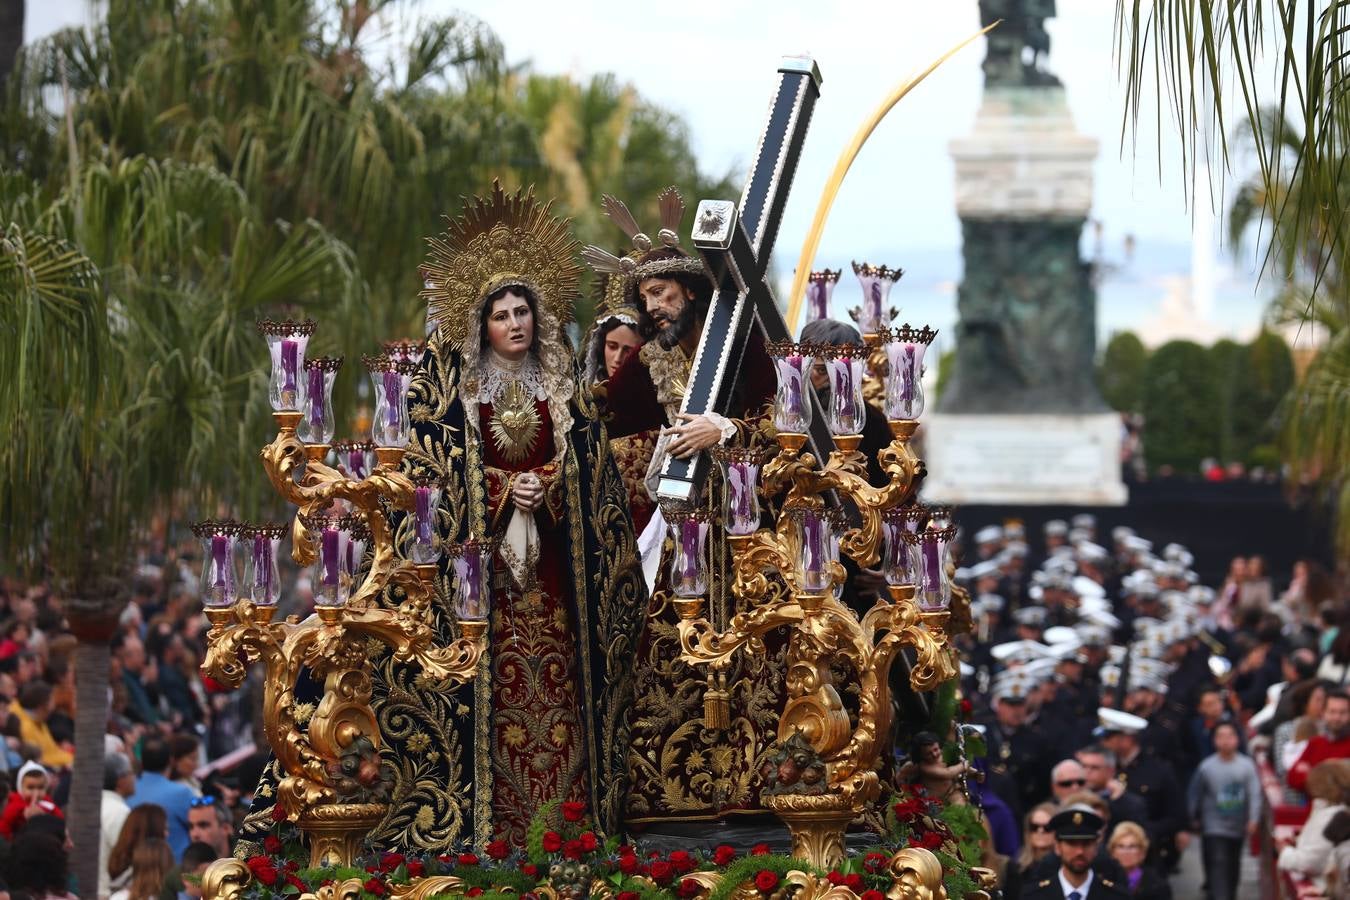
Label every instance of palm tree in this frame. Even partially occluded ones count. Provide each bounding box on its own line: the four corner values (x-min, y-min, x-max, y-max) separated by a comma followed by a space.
1115, 1, 1350, 553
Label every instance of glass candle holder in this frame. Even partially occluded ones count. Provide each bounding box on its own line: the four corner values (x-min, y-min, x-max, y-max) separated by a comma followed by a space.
242, 523, 285, 607
258, 319, 317, 412
825, 344, 867, 436
306, 514, 350, 607
667, 508, 710, 598
382, 339, 427, 364
767, 341, 818, 435
299, 356, 343, 445
365, 355, 417, 448
904, 525, 958, 612
881, 505, 928, 587
333, 440, 375, 480
409, 478, 443, 565
926, 506, 954, 531
793, 507, 835, 594
448, 538, 492, 621
713, 447, 762, 536
851, 262, 903, 335
805, 269, 841, 322
884, 325, 937, 421
191, 521, 241, 608
344, 519, 369, 587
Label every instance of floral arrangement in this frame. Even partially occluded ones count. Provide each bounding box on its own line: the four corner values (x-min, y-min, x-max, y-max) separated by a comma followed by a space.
237, 791, 988, 900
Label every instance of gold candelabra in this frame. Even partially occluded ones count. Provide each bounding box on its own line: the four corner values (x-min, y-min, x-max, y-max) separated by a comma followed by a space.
671, 337, 963, 870
200, 325, 486, 872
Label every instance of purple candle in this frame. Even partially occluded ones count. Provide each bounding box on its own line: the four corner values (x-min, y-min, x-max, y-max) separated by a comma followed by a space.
253, 535, 273, 597
867, 281, 883, 329
901, 345, 917, 407
307, 366, 325, 430
786, 356, 803, 418
836, 363, 856, 420
802, 513, 824, 578
463, 549, 482, 609
807, 281, 827, 320
680, 520, 699, 583
321, 527, 340, 586
383, 370, 402, 428
922, 536, 941, 591
211, 534, 230, 591
281, 339, 298, 393
348, 448, 368, 479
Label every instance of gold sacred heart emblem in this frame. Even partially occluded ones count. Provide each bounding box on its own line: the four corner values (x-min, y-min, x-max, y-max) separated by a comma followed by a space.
490, 381, 541, 464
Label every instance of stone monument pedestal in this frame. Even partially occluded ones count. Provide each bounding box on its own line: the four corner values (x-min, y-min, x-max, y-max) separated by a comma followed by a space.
921, 413, 1127, 506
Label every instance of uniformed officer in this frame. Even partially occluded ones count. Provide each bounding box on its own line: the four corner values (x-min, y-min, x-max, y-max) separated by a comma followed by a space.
1020, 804, 1129, 899
980, 676, 1051, 818
1098, 708, 1189, 873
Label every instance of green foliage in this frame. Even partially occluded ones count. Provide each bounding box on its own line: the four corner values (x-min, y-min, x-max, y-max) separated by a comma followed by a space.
1208, 338, 1246, 464
705, 855, 818, 900
524, 799, 559, 865
0, 0, 737, 586
1142, 339, 1220, 473
1097, 331, 1149, 413
938, 803, 988, 866
1234, 329, 1295, 463
938, 849, 980, 900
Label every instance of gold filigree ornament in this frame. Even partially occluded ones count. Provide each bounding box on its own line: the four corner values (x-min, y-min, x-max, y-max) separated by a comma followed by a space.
423, 182, 583, 348
489, 380, 542, 464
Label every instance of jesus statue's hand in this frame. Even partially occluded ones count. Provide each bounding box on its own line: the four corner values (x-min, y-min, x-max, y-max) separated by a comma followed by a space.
664, 413, 726, 459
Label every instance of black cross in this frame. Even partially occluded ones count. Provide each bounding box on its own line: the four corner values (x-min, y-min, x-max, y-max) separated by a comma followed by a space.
656, 56, 834, 502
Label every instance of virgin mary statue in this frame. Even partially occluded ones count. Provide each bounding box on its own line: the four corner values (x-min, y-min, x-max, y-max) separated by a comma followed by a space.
237, 184, 646, 853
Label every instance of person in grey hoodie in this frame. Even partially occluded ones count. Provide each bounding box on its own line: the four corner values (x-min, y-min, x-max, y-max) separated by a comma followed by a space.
1187, 721, 1263, 900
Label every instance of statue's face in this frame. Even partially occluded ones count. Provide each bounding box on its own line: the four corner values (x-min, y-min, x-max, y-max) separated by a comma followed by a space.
639, 277, 696, 349
485, 290, 535, 360
604, 324, 641, 376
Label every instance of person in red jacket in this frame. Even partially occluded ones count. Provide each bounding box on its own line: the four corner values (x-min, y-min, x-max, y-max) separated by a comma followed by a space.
0, 760, 63, 839
1288, 690, 1350, 793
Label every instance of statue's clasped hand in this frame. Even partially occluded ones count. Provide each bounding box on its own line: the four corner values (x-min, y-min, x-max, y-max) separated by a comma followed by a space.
512, 472, 544, 512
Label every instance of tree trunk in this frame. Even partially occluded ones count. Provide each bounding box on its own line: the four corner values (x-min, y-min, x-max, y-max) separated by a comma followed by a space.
0, 0, 23, 87
70, 638, 113, 899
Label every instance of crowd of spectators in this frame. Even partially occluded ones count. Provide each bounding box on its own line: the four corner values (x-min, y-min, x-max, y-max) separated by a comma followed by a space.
946, 515, 1350, 899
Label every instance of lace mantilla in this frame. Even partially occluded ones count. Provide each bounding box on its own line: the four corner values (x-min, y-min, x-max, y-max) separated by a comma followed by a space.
475, 351, 548, 405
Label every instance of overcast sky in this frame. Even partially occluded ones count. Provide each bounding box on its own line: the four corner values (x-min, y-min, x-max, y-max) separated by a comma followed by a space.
26, 0, 1290, 347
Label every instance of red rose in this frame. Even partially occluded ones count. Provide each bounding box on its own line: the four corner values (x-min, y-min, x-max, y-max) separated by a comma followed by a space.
845, 874, 865, 892
959, 698, 973, 715
561, 801, 586, 822
284, 861, 299, 873
246, 857, 279, 887
922, 831, 943, 850
712, 844, 737, 866
648, 860, 675, 884
541, 831, 563, 853
270, 804, 288, 823
457, 853, 479, 866
751, 843, 771, 856
406, 861, 424, 878
521, 864, 539, 878
381, 852, 406, 872
286, 875, 306, 893
579, 832, 599, 852
863, 852, 888, 874
485, 840, 510, 861
754, 870, 779, 893
826, 871, 845, 886
262, 836, 283, 856
617, 844, 634, 857
363, 878, 386, 896
436, 854, 453, 865
861, 891, 887, 900
563, 839, 584, 860
466, 890, 483, 898
669, 850, 696, 873
618, 854, 640, 875
678, 877, 702, 898
617, 893, 641, 900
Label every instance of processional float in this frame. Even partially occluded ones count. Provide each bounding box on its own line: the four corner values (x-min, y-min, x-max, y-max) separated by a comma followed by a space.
198, 38, 999, 900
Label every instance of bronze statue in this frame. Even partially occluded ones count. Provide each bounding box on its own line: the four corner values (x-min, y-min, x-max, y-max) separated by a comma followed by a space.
979, 0, 1061, 87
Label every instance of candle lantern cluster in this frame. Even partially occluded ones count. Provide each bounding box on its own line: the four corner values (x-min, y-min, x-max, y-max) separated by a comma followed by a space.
197, 320, 487, 874
670, 309, 967, 868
